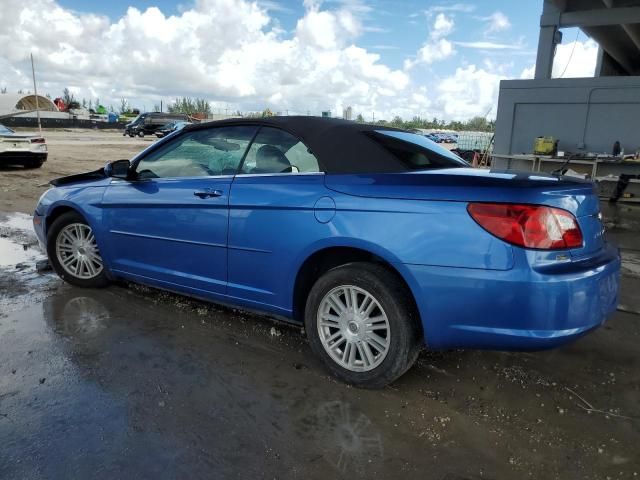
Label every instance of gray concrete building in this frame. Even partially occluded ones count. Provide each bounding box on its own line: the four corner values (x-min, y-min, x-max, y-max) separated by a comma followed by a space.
493, 0, 640, 177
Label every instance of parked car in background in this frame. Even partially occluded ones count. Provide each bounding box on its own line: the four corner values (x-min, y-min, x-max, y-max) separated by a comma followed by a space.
34, 117, 620, 388
424, 133, 440, 143
0, 123, 47, 169
124, 112, 190, 138
427, 133, 458, 144
155, 120, 190, 138
445, 133, 459, 143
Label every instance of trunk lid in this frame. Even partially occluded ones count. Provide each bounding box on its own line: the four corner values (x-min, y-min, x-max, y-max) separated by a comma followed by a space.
0, 134, 41, 152
325, 168, 605, 257
0, 135, 33, 144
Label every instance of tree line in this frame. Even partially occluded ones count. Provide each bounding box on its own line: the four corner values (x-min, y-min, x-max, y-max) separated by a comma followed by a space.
1, 87, 496, 131
355, 114, 495, 132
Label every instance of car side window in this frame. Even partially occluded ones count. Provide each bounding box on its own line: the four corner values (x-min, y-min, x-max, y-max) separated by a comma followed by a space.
136, 126, 258, 179
240, 127, 320, 174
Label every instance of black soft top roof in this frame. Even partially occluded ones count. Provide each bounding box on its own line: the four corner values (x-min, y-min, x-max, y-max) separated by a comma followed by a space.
183, 116, 407, 174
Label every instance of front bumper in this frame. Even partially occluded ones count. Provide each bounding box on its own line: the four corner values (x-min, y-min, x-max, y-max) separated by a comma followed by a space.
33, 212, 46, 250
407, 244, 621, 350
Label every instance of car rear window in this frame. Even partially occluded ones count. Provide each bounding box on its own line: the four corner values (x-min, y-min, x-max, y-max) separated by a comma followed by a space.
367, 130, 468, 171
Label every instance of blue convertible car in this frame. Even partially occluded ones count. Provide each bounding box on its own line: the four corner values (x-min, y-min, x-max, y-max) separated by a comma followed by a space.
33, 117, 620, 388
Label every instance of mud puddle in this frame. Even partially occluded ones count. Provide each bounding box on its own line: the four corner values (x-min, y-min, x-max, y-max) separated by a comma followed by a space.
0, 212, 41, 267
1, 209, 640, 479
621, 250, 640, 278
0, 212, 57, 311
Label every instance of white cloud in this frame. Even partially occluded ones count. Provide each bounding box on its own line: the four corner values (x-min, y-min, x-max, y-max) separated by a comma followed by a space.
520, 65, 535, 79
431, 3, 476, 13
518, 38, 599, 80
483, 11, 510, 34
369, 45, 400, 50
0, 0, 513, 121
0, 0, 414, 117
455, 41, 521, 50
435, 65, 504, 119
552, 38, 598, 78
257, 1, 295, 14
432, 13, 454, 38
407, 39, 454, 68
405, 13, 455, 69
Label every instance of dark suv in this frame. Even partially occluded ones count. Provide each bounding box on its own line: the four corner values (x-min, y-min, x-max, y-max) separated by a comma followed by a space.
124, 112, 190, 137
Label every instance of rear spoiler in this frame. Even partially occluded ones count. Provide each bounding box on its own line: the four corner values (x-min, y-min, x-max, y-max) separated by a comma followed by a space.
49, 168, 106, 187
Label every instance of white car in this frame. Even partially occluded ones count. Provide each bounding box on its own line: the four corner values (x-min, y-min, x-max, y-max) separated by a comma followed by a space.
0, 123, 48, 168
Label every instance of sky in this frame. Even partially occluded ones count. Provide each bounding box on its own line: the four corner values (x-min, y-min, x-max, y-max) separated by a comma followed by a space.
0, 0, 599, 121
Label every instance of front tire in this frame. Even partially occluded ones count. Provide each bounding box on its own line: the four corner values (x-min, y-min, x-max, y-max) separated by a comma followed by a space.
47, 211, 109, 288
24, 157, 44, 169
305, 262, 422, 388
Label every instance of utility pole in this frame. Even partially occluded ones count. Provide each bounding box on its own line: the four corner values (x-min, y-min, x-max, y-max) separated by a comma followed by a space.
372, 111, 375, 123
30, 53, 42, 135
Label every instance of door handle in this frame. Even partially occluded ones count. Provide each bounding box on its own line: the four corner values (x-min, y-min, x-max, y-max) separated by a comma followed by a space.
193, 189, 223, 199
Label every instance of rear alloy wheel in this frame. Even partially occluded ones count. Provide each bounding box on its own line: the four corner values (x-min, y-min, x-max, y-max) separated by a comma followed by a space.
317, 285, 391, 372
305, 262, 421, 388
47, 211, 109, 288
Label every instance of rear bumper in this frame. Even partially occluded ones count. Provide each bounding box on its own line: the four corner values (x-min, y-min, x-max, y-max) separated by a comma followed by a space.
407, 244, 621, 350
0, 151, 47, 164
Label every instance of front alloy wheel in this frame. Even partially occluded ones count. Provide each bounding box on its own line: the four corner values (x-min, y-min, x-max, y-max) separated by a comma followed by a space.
47, 211, 109, 288
55, 223, 103, 279
305, 262, 422, 388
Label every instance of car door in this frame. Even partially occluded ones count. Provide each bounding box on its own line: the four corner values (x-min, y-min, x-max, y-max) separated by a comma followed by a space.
101, 125, 258, 295
227, 127, 329, 314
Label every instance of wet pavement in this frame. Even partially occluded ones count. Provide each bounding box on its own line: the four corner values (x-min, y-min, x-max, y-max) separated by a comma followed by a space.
1, 205, 639, 479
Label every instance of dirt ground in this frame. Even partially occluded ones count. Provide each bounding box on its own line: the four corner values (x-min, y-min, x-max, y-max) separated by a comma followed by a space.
0, 129, 152, 214
1, 129, 639, 479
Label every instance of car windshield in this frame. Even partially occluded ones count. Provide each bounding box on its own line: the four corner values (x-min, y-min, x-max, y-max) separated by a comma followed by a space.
0, 123, 15, 135
369, 130, 468, 171
129, 114, 145, 124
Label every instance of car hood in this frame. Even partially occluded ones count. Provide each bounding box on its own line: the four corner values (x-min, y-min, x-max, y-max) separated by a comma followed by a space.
49, 168, 109, 187
325, 168, 599, 217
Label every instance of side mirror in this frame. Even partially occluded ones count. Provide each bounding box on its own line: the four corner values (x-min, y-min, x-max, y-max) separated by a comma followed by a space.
104, 159, 131, 179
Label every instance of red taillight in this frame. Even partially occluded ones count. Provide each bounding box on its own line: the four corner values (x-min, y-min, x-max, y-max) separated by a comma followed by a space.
467, 203, 583, 250
30, 137, 45, 144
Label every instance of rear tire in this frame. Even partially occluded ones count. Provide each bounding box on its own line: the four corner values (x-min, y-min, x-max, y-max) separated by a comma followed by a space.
24, 158, 44, 169
138, 131, 145, 138
305, 262, 422, 388
47, 211, 109, 288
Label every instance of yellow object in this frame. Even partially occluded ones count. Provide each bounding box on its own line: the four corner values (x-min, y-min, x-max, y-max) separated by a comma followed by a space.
534, 136, 555, 155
